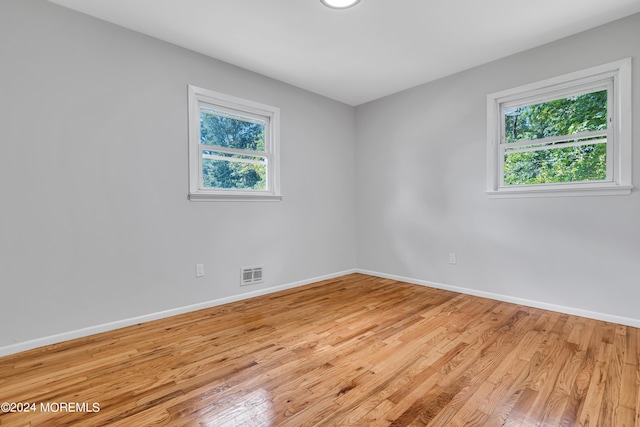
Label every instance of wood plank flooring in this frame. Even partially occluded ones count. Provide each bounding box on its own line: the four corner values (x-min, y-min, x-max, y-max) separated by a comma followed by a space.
0, 273, 638, 426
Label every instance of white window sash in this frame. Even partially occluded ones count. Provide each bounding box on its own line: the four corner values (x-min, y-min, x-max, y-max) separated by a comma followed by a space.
500, 129, 608, 150
486, 58, 632, 198
188, 85, 281, 201
503, 138, 606, 156
201, 153, 267, 167
200, 145, 267, 158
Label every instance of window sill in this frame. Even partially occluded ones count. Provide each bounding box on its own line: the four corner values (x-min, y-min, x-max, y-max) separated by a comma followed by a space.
189, 192, 283, 202
487, 183, 633, 199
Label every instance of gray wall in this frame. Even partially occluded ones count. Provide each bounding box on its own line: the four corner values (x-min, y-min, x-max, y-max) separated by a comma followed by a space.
2, 0, 639, 351
355, 13, 640, 322
0, 0, 356, 348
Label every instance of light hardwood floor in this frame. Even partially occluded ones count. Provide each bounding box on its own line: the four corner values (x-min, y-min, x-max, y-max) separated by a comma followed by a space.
0, 273, 638, 426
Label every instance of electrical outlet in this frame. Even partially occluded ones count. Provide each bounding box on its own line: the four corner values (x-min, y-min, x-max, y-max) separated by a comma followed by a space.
449, 253, 457, 264
196, 264, 204, 277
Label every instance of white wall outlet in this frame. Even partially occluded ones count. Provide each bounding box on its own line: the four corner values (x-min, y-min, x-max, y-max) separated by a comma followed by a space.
196, 264, 204, 277
449, 253, 457, 264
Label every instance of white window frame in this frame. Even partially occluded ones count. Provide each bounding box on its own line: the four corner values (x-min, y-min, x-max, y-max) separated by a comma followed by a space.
188, 85, 282, 201
486, 58, 632, 198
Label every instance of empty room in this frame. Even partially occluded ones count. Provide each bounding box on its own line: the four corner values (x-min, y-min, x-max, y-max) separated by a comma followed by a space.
1, 0, 639, 425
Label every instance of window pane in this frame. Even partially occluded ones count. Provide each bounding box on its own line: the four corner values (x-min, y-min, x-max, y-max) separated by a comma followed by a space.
200, 109, 265, 151
202, 157, 267, 190
504, 143, 606, 185
504, 90, 607, 143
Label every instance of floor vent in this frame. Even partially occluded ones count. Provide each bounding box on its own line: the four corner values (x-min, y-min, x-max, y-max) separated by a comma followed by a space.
241, 266, 263, 286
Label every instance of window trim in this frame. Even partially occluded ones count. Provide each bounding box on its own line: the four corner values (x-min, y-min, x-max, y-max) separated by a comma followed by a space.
188, 85, 282, 202
486, 58, 632, 198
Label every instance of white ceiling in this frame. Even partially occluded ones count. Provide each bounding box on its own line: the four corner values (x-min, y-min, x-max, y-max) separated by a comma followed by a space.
48, 0, 640, 106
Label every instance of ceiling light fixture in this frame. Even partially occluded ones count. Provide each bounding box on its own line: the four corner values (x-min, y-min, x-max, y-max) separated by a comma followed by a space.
321, 0, 361, 9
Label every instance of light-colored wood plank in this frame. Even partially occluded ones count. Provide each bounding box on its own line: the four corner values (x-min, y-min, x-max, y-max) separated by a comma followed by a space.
0, 273, 638, 426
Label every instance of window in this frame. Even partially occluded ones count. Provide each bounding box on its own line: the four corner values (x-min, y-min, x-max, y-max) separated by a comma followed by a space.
486, 58, 632, 198
188, 85, 281, 201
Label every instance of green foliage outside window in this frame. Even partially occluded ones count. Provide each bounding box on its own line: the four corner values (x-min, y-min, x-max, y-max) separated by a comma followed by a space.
200, 112, 267, 190
503, 90, 608, 185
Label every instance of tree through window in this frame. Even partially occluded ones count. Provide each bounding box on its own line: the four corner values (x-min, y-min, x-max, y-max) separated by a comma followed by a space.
502, 89, 609, 185
188, 86, 281, 201
486, 59, 632, 198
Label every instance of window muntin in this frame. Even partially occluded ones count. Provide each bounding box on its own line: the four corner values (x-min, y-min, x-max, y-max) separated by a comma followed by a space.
188, 86, 281, 201
486, 58, 632, 198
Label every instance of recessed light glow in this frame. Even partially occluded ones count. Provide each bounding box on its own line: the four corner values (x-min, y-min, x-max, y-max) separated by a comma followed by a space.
321, 0, 361, 9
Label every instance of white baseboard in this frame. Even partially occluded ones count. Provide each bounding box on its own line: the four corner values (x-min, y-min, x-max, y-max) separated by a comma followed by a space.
0, 269, 357, 358
3, 268, 637, 358
357, 269, 640, 328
